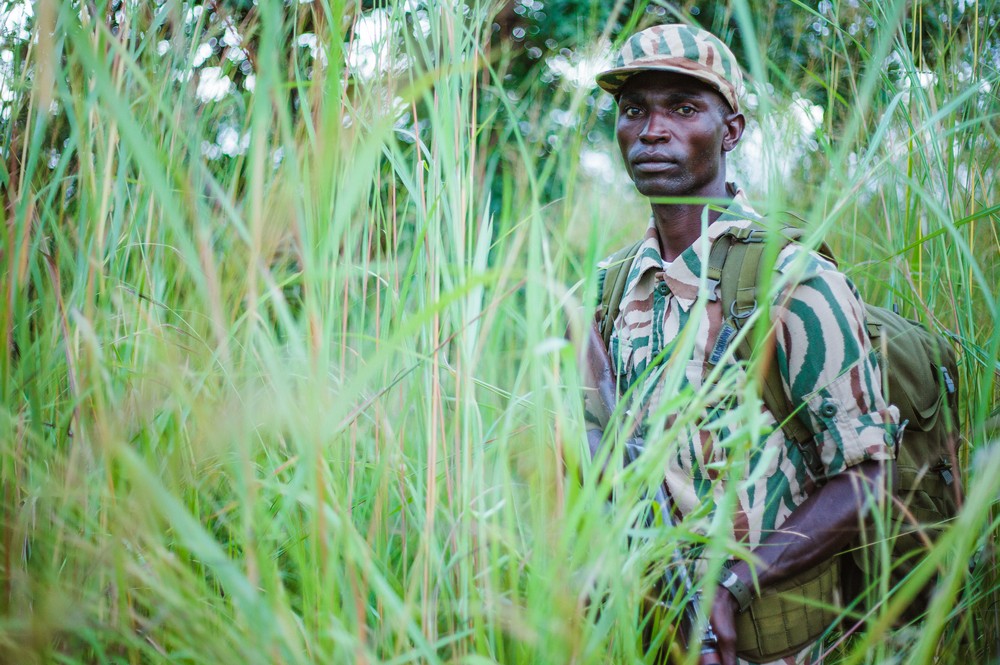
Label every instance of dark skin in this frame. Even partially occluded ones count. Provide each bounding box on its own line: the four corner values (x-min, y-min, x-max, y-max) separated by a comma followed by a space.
615, 71, 745, 261
613, 71, 887, 665
709, 463, 883, 665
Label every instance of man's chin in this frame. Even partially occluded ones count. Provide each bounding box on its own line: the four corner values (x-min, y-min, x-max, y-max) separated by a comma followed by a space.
631, 174, 688, 198
635, 184, 688, 201
634, 181, 726, 204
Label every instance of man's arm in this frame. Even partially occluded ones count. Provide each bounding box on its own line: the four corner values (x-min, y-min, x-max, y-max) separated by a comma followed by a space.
708, 460, 885, 665
580, 320, 723, 664
707, 254, 898, 665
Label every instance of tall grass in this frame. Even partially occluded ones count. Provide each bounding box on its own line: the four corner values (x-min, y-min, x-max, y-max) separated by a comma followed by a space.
1, 0, 997, 663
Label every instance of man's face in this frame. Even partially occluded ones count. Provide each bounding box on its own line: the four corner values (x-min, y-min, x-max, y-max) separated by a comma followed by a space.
615, 71, 743, 200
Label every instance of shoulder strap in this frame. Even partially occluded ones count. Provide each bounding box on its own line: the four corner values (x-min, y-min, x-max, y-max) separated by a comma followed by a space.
599, 224, 834, 480
713, 224, 831, 482
598, 240, 643, 349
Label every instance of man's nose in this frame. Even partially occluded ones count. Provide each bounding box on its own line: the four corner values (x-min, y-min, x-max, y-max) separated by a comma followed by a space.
639, 112, 671, 142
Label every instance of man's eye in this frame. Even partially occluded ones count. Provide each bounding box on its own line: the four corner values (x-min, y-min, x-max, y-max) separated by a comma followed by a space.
623, 106, 643, 118
676, 105, 697, 116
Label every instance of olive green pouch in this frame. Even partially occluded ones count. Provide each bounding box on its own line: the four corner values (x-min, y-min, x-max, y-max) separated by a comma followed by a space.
735, 558, 841, 662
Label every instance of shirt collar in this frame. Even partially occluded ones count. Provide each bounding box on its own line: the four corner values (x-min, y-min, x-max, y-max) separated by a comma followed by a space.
623, 187, 763, 311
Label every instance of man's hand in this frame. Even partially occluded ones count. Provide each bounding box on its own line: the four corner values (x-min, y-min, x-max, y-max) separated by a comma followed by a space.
704, 460, 885, 663
709, 587, 739, 665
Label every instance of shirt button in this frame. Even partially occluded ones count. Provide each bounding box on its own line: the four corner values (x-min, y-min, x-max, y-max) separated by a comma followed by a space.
819, 401, 838, 418
656, 283, 668, 295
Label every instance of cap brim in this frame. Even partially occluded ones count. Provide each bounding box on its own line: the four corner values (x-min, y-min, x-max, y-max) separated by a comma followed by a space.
595, 64, 738, 112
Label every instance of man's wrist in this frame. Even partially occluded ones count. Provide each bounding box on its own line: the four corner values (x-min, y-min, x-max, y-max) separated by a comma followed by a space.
720, 566, 754, 614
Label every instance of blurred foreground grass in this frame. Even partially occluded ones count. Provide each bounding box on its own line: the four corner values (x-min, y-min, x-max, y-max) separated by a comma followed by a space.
1, 1, 998, 663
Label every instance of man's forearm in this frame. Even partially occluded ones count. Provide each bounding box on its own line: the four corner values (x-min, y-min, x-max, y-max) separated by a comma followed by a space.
709, 460, 885, 664
729, 459, 885, 596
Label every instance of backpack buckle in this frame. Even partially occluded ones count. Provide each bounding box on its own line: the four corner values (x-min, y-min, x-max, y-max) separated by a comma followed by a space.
893, 419, 908, 452
796, 435, 829, 485
730, 299, 757, 320
731, 227, 766, 243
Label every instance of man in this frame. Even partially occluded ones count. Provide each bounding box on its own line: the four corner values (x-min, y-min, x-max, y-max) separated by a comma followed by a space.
587, 24, 900, 665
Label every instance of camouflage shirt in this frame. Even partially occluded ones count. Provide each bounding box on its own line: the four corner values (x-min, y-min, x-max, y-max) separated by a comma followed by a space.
592, 189, 898, 550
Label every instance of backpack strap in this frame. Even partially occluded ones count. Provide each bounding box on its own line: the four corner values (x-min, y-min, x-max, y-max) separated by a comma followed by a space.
711, 224, 831, 484
598, 240, 643, 350
598, 225, 835, 482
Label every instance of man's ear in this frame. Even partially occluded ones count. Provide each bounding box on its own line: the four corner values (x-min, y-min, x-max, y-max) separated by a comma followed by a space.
722, 112, 746, 152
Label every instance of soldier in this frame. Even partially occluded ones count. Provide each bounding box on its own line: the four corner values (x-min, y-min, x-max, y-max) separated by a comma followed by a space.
587, 24, 901, 665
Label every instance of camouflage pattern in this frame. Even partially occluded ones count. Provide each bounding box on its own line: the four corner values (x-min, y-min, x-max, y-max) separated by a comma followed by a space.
593, 189, 897, 546
596, 24, 744, 112
589, 190, 898, 664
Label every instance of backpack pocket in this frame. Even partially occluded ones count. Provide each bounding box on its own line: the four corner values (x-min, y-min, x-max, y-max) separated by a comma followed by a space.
735, 557, 841, 661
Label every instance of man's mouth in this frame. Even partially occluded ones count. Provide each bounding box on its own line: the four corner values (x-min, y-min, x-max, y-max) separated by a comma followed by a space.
632, 159, 678, 173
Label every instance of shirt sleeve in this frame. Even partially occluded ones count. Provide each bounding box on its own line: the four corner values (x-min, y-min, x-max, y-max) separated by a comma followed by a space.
772, 253, 898, 476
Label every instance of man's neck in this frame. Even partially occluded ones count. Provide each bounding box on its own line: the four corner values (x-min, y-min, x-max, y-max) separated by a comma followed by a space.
650, 183, 734, 262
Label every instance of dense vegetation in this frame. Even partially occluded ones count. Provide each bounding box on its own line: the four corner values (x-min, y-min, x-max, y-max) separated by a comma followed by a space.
1, 0, 998, 663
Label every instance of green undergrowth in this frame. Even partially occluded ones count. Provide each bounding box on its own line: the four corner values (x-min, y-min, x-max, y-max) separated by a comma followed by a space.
1, 0, 997, 663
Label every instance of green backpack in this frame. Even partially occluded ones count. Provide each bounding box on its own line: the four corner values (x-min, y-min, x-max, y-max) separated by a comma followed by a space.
597, 224, 962, 627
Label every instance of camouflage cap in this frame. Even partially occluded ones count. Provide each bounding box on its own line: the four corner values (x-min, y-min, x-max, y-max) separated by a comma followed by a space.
596, 24, 743, 112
